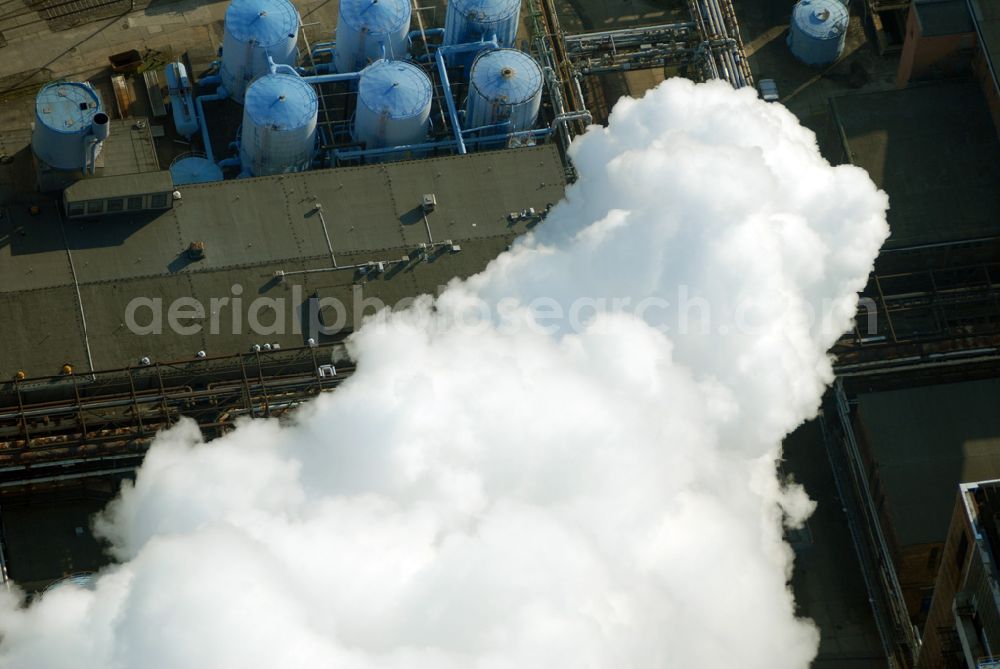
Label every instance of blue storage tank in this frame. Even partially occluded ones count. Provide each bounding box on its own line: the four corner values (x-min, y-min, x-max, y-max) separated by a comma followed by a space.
788, 0, 848, 66
353, 60, 432, 150
465, 49, 542, 133
221, 0, 300, 102
334, 0, 411, 74
171, 154, 224, 185
240, 73, 318, 176
444, 0, 520, 67
32, 81, 108, 172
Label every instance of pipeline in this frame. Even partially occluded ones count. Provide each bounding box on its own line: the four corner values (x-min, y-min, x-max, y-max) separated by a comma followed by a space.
332, 128, 550, 161
268, 55, 362, 85
195, 82, 228, 164
434, 37, 500, 155
550, 110, 592, 132
461, 120, 513, 136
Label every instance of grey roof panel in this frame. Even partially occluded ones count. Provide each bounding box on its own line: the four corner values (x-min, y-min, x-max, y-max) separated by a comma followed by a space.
915, 0, 974, 36
0, 145, 566, 377
830, 81, 1000, 249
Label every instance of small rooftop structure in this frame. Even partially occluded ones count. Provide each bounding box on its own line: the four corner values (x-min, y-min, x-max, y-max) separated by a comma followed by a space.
35, 118, 160, 193
913, 0, 973, 36
63, 171, 174, 218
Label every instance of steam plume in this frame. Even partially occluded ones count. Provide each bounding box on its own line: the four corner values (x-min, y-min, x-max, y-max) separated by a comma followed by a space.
0, 79, 888, 669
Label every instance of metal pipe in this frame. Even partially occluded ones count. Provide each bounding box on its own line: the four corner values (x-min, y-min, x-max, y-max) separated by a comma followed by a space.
195, 85, 228, 164
88, 138, 99, 175
268, 55, 362, 83
550, 111, 592, 131
333, 128, 549, 160
407, 27, 444, 43
433, 38, 499, 155
461, 120, 512, 135
302, 71, 362, 84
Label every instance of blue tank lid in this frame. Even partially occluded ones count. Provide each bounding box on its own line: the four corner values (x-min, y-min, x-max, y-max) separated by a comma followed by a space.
35, 82, 101, 134
792, 0, 848, 40
244, 74, 318, 129
470, 49, 542, 104
171, 156, 224, 185
358, 61, 432, 119
225, 0, 299, 47
340, 0, 410, 34
450, 0, 520, 20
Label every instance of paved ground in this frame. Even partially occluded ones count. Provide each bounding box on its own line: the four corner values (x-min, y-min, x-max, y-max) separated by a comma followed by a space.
2, 491, 118, 592
785, 420, 888, 668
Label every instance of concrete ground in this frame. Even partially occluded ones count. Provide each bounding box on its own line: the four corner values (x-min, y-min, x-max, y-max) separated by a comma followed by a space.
785, 419, 888, 668
2, 483, 121, 592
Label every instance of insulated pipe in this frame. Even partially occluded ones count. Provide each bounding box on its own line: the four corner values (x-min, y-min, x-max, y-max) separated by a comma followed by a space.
434, 37, 499, 155
195, 85, 228, 164
302, 71, 362, 84
332, 127, 549, 161
407, 27, 444, 44
83, 136, 99, 175
88, 138, 99, 175
550, 111, 592, 131
268, 55, 362, 84
460, 120, 512, 135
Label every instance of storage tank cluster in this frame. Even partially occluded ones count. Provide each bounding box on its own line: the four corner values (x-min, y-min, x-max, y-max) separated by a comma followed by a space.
334, 0, 412, 74
788, 0, 848, 66
221, 0, 301, 102
196, 0, 546, 172
32, 81, 110, 173
240, 72, 319, 176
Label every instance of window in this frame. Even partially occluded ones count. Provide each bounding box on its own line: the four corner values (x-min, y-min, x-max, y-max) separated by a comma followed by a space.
149, 193, 168, 209
127, 196, 143, 211
106, 198, 123, 212
956, 532, 969, 569
86, 200, 103, 214
927, 546, 941, 571
67, 203, 84, 217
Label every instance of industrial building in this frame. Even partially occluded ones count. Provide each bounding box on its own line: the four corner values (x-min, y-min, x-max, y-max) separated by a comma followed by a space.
0, 0, 998, 666
0, 0, 752, 591
917, 480, 1000, 668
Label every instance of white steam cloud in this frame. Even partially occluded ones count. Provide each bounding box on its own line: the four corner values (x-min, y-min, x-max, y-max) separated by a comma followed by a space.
0, 79, 888, 668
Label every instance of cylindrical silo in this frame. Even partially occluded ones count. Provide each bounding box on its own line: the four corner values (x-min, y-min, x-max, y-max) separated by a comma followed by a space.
788, 0, 848, 66
444, 0, 520, 52
221, 0, 301, 102
465, 49, 542, 134
334, 0, 411, 74
353, 60, 432, 150
32, 81, 106, 171
239, 73, 318, 176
